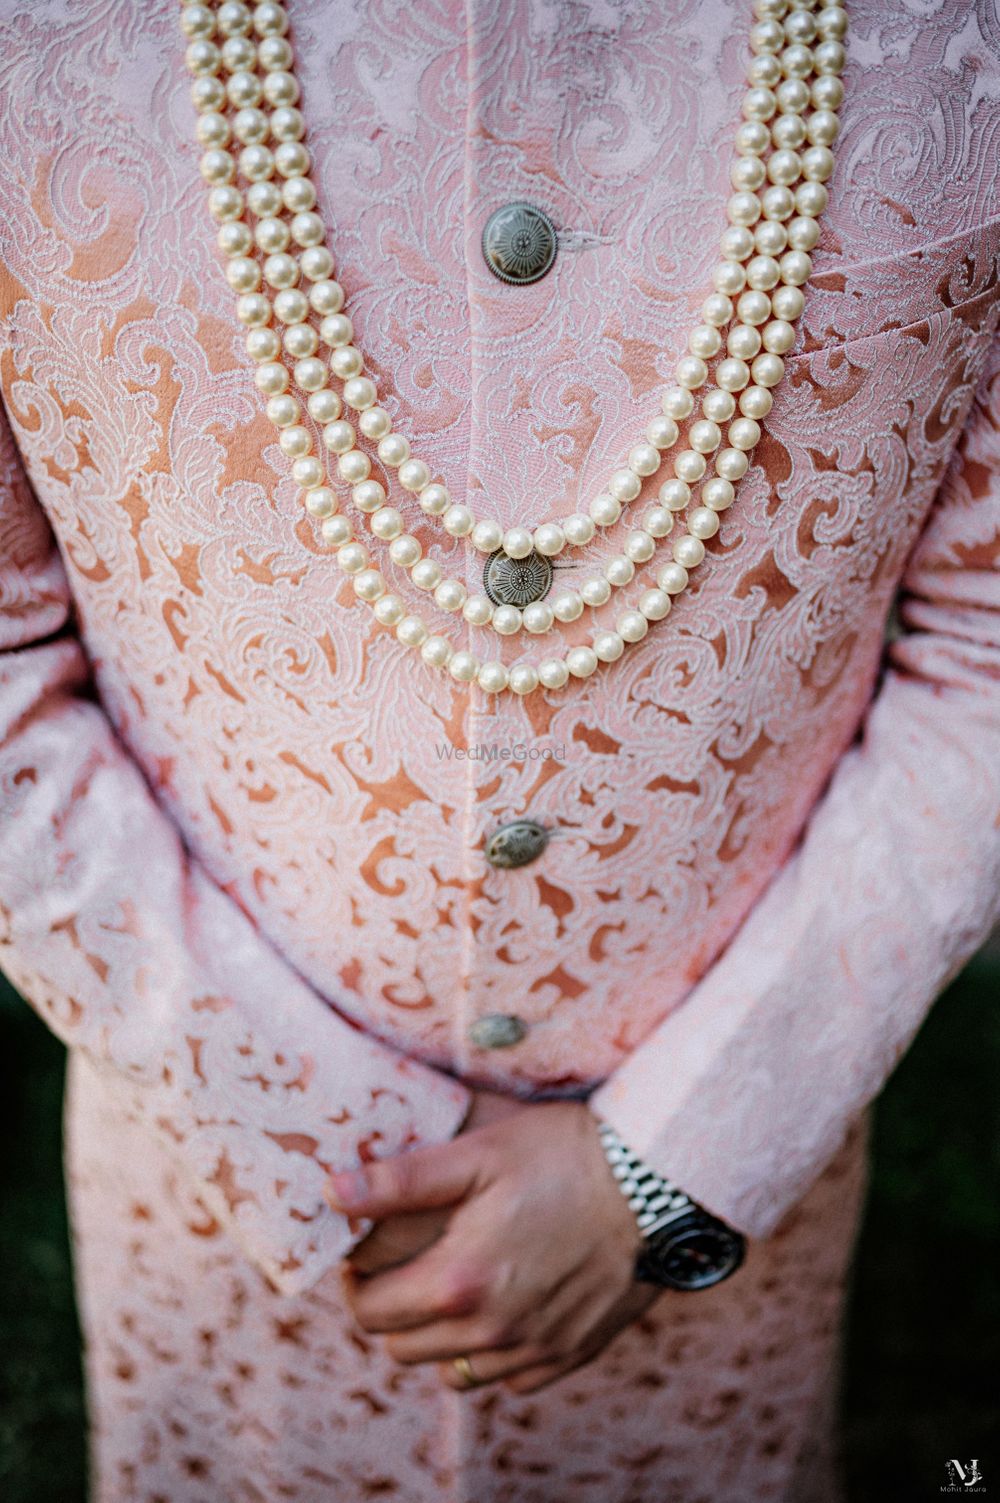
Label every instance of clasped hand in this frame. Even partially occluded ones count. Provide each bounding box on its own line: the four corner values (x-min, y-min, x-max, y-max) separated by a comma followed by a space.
325, 1096, 660, 1395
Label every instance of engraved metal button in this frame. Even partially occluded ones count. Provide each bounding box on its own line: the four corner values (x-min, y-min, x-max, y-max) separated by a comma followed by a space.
485, 819, 550, 870
468, 1013, 528, 1050
483, 548, 553, 608
481, 202, 558, 285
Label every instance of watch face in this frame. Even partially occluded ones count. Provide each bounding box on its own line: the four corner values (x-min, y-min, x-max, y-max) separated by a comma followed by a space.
640, 1218, 745, 1291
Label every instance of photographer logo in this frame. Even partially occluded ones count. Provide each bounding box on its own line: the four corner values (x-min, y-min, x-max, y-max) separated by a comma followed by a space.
942, 1460, 985, 1494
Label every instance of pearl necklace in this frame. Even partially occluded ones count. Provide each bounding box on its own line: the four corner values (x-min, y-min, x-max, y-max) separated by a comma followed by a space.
180, 0, 848, 694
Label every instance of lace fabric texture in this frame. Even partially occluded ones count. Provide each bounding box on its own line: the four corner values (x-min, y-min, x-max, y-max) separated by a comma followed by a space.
0, 2, 999, 1496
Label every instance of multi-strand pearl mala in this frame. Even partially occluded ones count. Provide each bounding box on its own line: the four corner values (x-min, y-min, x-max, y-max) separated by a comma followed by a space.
180, 0, 847, 694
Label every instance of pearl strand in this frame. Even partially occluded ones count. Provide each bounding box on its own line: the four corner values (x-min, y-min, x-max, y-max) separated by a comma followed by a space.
180, 0, 847, 693
183, 0, 845, 642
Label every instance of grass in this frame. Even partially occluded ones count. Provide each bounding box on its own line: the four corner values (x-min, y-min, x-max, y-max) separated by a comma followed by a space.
0, 955, 997, 1503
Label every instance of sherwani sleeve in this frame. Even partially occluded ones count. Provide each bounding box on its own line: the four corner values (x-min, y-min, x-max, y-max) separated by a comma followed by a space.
590, 330, 1000, 1240
0, 394, 471, 1296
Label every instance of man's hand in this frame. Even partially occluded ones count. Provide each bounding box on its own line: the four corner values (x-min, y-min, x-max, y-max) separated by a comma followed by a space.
326, 1101, 660, 1394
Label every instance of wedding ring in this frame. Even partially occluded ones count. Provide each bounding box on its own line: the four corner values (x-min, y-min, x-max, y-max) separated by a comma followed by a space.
452, 1354, 478, 1389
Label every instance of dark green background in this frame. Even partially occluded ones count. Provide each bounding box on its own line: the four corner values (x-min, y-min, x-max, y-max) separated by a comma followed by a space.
1, 954, 997, 1502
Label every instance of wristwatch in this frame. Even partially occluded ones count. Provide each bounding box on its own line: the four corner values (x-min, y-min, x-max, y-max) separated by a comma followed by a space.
595, 1120, 746, 1291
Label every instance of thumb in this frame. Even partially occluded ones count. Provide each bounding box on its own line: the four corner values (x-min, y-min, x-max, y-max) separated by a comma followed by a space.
325, 1138, 480, 1218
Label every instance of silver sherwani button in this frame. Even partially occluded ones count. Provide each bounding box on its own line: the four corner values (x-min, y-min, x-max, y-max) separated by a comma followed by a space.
481, 202, 558, 285
485, 819, 549, 869
468, 1013, 528, 1049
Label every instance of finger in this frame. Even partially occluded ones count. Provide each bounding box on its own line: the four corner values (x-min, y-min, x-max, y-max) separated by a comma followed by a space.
385, 1315, 521, 1367
345, 1239, 492, 1335
347, 1210, 448, 1276
434, 1341, 553, 1390
326, 1138, 481, 1220
501, 1351, 592, 1395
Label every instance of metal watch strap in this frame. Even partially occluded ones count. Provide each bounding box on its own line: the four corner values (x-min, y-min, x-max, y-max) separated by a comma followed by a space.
595, 1120, 699, 1239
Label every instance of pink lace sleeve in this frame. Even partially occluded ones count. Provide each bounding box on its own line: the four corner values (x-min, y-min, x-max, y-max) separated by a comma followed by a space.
590, 331, 1000, 1239
0, 393, 470, 1295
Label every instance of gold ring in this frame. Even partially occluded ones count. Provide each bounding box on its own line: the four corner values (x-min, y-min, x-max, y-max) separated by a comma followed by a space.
452, 1354, 478, 1389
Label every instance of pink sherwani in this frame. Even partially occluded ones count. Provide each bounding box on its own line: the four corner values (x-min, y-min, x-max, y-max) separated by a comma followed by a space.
1, 0, 998, 1498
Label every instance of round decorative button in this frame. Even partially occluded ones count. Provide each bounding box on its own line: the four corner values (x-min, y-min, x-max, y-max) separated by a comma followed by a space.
483, 549, 553, 608
484, 819, 550, 870
468, 1013, 528, 1050
481, 202, 558, 285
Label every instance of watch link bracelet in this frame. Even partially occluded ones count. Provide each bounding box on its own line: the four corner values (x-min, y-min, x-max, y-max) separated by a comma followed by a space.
595, 1120, 746, 1291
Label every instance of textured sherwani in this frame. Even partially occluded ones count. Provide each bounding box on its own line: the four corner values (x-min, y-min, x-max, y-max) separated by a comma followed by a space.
1, 0, 998, 1499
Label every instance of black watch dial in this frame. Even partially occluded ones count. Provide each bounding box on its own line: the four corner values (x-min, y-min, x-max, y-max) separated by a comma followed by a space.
636, 1215, 746, 1291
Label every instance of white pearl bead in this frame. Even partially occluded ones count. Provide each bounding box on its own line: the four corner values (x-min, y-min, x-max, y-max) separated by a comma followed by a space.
731, 155, 766, 191
562, 514, 595, 546
246, 182, 281, 218
703, 477, 736, 510
580, 576, 612, 607
234, 108, 269, 146
771, 284, 805, 320
273, 289, 308, 323
702, 388, 736, 422
396, 453, 430, 489
746, 254, 781, 291
713, 261, 746, 296
628, 444, 660, 477
418, 484, 450, 516
378, 433, 409, 466
374, 594, 405, 627
762, 318, 796, 354
605, 554, 635, 587
657, 561, 690, 594
308, 389, 341, 423
716, 358, 750, 392
331, 347, 363, 379
266, 393, 299, 428
727, 190, 763, 228
674, 450, 707, 484
552, 590, 584, 622
477, 662, 509, 694
320, 313, 353, 347
617, 610, 649, 644
737, 289, 772, 325
662, 387, 695, 421
647, 415, 680, 450
659, 479, 691, 511
284, 324, 318, 358
673, 534, 706, 569
359, 406, 392, 440
353, 480, 386, 513
320, 515, 352, 547
472, 520, 504, 552
642, 506, 673, 538
688, 507, 721, 540
594, 631, 625, 663
463, 595, 494, 626
534, 523, 566, 557
336, 542, 368, 574
396, 616, 428, 648
751, 352, 785, 387
716, 447, 750, 480
755, 218, 788, 255
420, 635, 452, 668
567, 646, 598, 679
290, 450, 321, 486
503, 528, 534, 560
310, 280, 345, 314
761, 185, 795, 221
675, 356, 709, 390
246, 326, 280, 362
795, 181, 828, 217
343, 376, 377, 410
590, 493, 622, 528
689, 420, 722, 454
740, 383, 774, 419
508, 664, 539, 696
701, 293, 734, 328
624, 530, 655, 564
305, 487, 336, 519
443, 505, 474, 537
254, 362, 289, 395
538, 658, 570, 690
279, 425, 312, 457
522, 602, 554, 634
728, 323, 762, 361
294, 357, 327, 392
300, 247, 334, 282
492, 605, 522, 636
688, 325, 722, 360
271, 107, 304, 142
274, 141, 309, 177
780, 249, 812, 285
353, 568, 385, 603
371, 509, 403, 542
389, 535, 422, 568
728, 417, 761, 451
735, 119, 770, 154
236, 293, 270, 326
609, 468, 642, 503
322, 420, 355, 453
410, 558, 442, 591
639, 589, 672, 621
208, 185, 244, 221
434, 579, 467, 612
